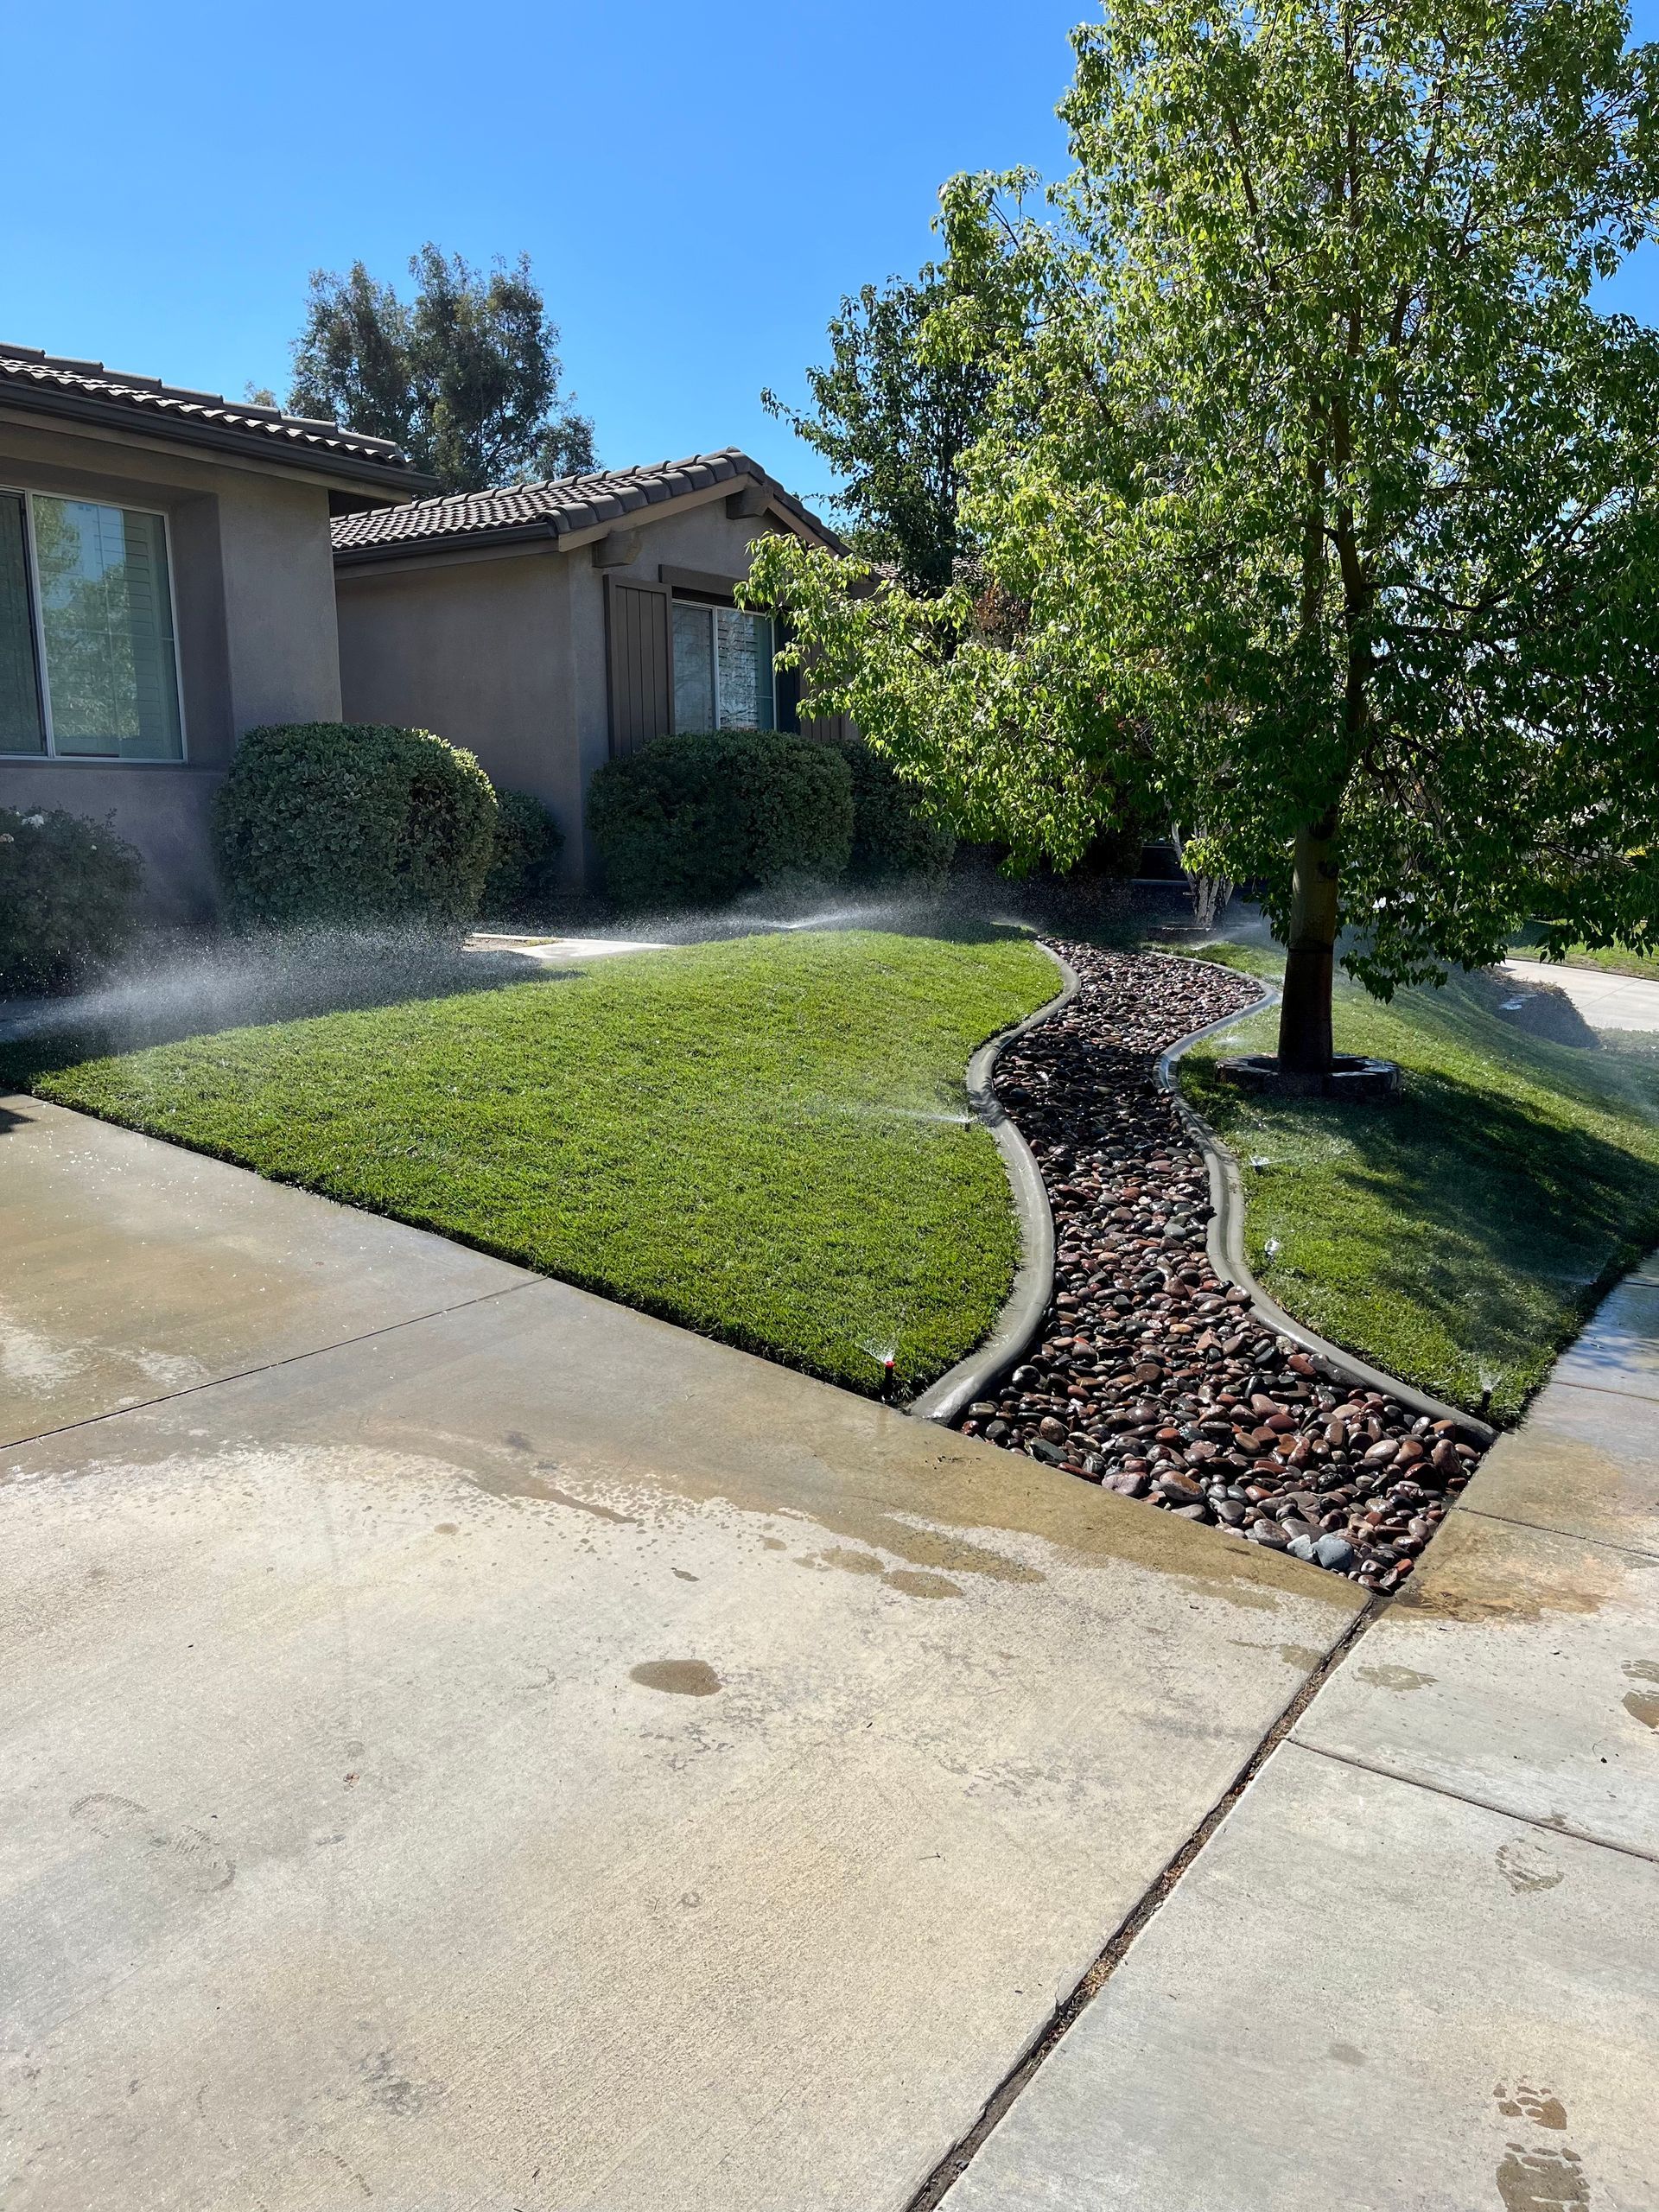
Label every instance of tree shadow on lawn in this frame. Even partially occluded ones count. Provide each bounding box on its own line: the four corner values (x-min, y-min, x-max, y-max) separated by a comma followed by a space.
0, 929, 583, 1091
1245, 1065, 1659, 1414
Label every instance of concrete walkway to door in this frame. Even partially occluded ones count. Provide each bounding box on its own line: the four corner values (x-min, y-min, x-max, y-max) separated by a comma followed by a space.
0, 1092, 1363, 2212
941, 1260, 1659, 2211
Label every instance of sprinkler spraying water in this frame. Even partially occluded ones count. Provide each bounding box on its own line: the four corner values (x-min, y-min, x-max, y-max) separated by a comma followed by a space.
859, 1338, 899, 1399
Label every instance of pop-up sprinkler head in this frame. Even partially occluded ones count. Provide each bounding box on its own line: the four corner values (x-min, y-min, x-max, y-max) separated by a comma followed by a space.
879, 1354, 895, 1400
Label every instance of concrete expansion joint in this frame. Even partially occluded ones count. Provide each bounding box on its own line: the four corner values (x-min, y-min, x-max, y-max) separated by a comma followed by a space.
906, 1592, 1386, 2212
2, 1275, 542, 1452
1455, 1498, 1659, 1567
1285, 1737, 1659, 1873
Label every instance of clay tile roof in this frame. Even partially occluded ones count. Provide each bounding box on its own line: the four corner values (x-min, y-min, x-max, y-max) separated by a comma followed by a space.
0, 344, 432, 490
329, 449, 842, 560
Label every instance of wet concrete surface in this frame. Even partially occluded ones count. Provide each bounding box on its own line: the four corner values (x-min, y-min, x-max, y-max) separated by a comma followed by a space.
1455, 1381, 1659, 1560
1294, 1510, 1659, 1859
940, 1251, 1659, 2209
1499, 956, 1659, 1033
0, 1103, 1363, 2211
946, 1745, 1659, 2212
1, 1092, 533, 1445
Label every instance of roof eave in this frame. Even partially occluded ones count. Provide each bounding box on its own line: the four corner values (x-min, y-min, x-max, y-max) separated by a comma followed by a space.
0, 380, 435, 497
332, 481, 843, 567
333, 517, 563, 567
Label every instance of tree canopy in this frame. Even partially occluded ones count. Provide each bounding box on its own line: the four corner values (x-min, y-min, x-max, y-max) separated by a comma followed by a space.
747, 0, 1659, 1071
763, 267, 998, 594
289, 245, 596, 493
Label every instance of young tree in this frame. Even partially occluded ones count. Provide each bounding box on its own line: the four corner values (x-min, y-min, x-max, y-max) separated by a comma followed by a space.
289, 245, 596, 493
747, 1, 1659, 1074
763, 267, 999, 594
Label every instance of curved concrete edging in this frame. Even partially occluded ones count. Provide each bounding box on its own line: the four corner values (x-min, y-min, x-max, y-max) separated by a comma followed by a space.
1156, 956, 1497, 1444
911, 946, 1080, 1425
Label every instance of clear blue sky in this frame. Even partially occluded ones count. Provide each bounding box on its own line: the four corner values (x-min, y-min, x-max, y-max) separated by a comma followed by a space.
5, 0, 1657, 511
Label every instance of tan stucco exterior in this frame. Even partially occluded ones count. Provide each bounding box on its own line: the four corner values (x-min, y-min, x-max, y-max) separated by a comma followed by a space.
336, 493, 807, 890
0, 407, 388, 918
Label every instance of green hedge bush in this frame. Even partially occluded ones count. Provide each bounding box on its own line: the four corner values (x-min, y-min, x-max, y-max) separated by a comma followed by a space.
481, 790, 565, 919
588, 731, 855, 909
214, 722, 496, 929
0, 806, 144, 995
813, 734, 955, 886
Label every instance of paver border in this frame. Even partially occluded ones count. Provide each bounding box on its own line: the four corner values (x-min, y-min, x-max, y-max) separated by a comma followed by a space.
911, 945, 1080, 1424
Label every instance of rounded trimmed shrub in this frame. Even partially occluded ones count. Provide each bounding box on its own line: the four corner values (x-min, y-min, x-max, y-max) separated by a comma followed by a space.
481, 790, 566, 920
588, 730, 855, 909
213, 721, 497, 929
813, 734, 955, 886
0, 806, 144, 995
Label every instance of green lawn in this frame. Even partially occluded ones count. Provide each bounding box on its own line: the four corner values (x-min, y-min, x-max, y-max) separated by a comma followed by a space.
1179, 945, 1659, 1421
21, 929, 1056, 1396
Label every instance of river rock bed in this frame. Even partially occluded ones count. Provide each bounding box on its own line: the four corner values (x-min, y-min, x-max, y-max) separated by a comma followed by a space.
955, 942, 1488, 1591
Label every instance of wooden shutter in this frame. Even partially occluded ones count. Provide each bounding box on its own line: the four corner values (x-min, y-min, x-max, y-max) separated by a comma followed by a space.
778, 623, 856, 742
605, 576, 672, 758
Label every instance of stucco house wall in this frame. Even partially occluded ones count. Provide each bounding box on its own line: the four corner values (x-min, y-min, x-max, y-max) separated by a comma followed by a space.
334, 455, 842, 893
334, 550, 582, 868
0, 351, 427, 919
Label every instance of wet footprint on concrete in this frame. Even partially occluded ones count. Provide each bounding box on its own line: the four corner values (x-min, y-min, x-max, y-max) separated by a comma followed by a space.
1494, 1839, 1565, 1895
72, 1791, 234, 1892
1496, 2082, 1569, 2131
1493, 2142, 1590, 2210
1493, 2084, 1588, 2212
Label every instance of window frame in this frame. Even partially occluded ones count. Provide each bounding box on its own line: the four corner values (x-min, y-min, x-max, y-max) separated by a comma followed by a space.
0, 483, 189, 764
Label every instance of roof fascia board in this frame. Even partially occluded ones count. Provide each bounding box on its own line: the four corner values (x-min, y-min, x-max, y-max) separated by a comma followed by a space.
333, 529, 564, 578
0, 385, 432, 498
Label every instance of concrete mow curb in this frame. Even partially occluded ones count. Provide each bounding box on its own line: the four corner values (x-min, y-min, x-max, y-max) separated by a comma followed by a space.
1156, 957, 1497, 1443
911, 946, 1080, 1426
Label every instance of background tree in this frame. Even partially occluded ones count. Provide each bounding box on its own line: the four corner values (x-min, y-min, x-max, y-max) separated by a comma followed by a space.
748, 0, 1659, 1075
289, 245, 595, 493
763, 266, 999, 594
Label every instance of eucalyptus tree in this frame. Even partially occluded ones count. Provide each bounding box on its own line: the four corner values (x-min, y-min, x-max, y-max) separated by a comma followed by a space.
289, 245, 595, 493
747, 0, 1659, 1073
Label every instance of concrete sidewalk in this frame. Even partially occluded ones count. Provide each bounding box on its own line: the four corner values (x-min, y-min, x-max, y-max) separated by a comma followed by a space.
1500, 955, 1659, 1032
944, 1263, 1659, 2209
0, 1094, 1363, 2212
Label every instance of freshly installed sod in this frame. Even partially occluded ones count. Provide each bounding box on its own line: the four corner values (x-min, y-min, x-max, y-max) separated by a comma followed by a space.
29, 929, 1056, 1395
1179, 945, 1659, 1421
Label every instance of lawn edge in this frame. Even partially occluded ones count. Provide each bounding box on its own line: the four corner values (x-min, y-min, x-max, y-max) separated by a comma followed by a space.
910, 944, 1079, 1424
1158, 960, 1497, 1443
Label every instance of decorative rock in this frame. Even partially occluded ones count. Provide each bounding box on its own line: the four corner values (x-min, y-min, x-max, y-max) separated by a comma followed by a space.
957, 940, 1489, 1586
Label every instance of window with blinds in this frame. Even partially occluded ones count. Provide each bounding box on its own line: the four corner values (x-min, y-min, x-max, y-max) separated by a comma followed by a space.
671, 601, 776, 734
0, 491, 184, 760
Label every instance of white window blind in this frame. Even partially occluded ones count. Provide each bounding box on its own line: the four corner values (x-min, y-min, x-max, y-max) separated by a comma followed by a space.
671, 599, 775, 734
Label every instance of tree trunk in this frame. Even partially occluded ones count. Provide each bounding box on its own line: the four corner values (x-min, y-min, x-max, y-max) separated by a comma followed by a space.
1277, 812, 1340, 1073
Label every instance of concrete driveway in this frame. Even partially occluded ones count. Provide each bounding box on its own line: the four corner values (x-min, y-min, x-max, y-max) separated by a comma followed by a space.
939, 1264, 1659, 2212
0, 1095, 1362, 2212
1498, 957, 1659, 1032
